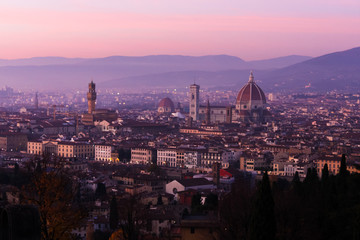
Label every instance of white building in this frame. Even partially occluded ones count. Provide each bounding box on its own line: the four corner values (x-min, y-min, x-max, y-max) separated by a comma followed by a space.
95, 144, 113, 162
131, 147, 155, 165
157, 148, 177, 167
201, 148, 232, 169
284, 162, 313, 178
184, 151, 201, 169
165, 178, 215, 195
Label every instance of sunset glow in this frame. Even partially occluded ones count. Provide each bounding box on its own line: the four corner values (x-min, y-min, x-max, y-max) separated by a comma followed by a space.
0, 0, 359, 60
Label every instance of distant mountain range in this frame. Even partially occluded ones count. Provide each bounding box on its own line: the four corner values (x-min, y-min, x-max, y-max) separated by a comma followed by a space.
0, 47, 359, 92
0, 54, 310, 91
261, 47, 360, 92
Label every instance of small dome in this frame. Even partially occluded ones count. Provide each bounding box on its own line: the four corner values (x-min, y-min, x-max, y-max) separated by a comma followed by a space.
236, 72, 266, 105
158, 97, 175, 113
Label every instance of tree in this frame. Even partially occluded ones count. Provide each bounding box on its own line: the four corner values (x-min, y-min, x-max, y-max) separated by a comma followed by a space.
339, 154, 349, 177
338, 154, 349, 197
118, 197, 146, 240
292, 171, 300, 185
14, 163, 19, 175
322, 164, 329, 182
304, 168, 312, 184
118, 148, 131, 163
219, 176, 254, 240
109, 229, 125, 240
110, 196, 119, 230
22, 158, 86, 240
204, 193, 218, 210
147, 163, 161, 176
156, 194, 163, 206
118, 149, 125, 162
95, 182, 107, 198
191, 193, 203, 214
248, 172, 276, 240
290, 171, 303, 198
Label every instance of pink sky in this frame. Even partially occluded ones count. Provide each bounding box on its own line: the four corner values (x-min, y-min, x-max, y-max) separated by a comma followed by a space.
0, 0, 359, 60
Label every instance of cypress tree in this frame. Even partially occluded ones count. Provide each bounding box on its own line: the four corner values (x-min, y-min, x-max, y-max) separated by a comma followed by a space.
95, 182, 107, 198
204, 193, 218, 210
109, 196, 119, 230
248, 172, 276, 240
311, 167, 319, 181
191, 193, 203, 214
292, 171, 300, 184
304, 168, 312, 184
339, 154, 348, 177
291, 171, 303, 196
156, 194, 163, 205
338, 154, 349, 197
322, 164, 329, 182
14, 163, 19, 175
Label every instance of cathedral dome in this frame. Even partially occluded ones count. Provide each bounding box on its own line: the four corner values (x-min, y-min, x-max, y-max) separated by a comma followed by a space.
236, 72, 266, 105
235, 72, 269, 123
158, 97, 175, 113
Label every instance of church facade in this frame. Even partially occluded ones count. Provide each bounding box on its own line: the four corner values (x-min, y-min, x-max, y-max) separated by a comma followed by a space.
192, 72, 270, 124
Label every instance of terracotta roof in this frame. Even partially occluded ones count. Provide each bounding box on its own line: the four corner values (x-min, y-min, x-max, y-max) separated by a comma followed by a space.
158, 97, 175, 109
236, 72, 266, 104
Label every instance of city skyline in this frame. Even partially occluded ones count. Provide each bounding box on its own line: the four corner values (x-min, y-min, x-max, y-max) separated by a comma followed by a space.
0, 0, 359, 60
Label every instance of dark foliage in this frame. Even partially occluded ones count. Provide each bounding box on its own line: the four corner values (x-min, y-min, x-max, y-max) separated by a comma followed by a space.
204, 193, 218, 210
219, 177, 254, 240
322, 163, 329, 182
191, 193, 203, 214
219, 155, 360, 240
248, 172, 276, 240
118, 148, 131, 163
93, 230, 112, 240
156, 194, 163, 206
95, 182, 107, 198
110, 196, 119, 230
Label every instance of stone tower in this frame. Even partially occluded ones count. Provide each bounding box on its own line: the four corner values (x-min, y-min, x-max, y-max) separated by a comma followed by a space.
189, 83, 200, 121
226, 105, 232, 124
205, 99, 211, 125
35, 92, 39, 109
87, 81, 97, 114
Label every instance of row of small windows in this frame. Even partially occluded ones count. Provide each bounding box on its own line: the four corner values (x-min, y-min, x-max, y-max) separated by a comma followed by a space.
158, 152, 176, 157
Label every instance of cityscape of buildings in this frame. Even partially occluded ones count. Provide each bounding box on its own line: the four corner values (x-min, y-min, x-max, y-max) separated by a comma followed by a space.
1, 69, 360, 239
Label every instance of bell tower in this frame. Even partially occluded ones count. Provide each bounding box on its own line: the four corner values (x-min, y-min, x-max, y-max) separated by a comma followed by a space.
189, 83, 200, 121
87, 81, 96, 114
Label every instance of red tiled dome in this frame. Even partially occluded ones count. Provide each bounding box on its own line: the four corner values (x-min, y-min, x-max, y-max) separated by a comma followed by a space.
236, 72, 266, 105
158, 97, 174, 110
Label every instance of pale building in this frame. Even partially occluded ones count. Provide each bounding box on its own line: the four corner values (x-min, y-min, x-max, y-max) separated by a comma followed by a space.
165, 178, 215, 195
157, 148, 177, 167
201, 147, 231, 169
189, 84, 200, 121
27, 140, 43, 155
131, 147, 156, 165
58, 142, 94, 159
95, 144, 113, 162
